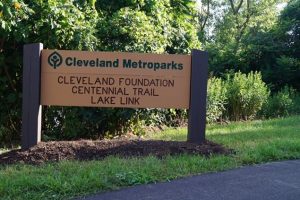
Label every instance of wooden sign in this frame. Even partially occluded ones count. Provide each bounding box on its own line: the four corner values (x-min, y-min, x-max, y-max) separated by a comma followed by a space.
22, 43, 208, 149
41, 50, 191, 108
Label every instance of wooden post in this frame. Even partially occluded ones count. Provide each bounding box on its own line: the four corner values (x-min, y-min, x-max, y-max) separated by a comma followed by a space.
187, 50, 208, 144
22, 43, 43, 149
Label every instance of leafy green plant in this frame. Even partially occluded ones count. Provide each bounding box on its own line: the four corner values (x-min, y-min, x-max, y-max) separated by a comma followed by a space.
225, 71, 270, 121
30, 0, 98, 50
0, 0, 33, 147
261, 86, 299, 118
206, 77, 227, 123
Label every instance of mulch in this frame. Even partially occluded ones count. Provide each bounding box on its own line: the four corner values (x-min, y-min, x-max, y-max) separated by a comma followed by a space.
0, 139, 234, 165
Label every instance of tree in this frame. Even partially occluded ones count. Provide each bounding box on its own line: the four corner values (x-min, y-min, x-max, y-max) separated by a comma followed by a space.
204, 0, 283, 75
249, 0, 300, 90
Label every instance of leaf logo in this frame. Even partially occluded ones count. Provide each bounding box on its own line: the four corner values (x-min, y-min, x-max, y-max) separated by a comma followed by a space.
48, 51, 63, 69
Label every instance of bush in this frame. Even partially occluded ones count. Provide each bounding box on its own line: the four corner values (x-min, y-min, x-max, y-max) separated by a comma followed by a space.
42, 106, 188, 141
225, 71, 270, 121
43, 107, 140, 141
206, 77, 227, 123
261, 86, 299, 118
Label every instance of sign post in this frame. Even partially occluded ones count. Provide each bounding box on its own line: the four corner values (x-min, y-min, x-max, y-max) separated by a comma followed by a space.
22, 43, 43, 149
22, 44, 208, 149
188, 50, 208, 144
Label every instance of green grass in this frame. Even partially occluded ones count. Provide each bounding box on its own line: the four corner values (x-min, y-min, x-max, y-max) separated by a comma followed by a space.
1, 116, 300, 200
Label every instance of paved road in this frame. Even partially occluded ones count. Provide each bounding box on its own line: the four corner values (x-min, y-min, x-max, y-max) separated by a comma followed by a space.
79, 159, 300, 200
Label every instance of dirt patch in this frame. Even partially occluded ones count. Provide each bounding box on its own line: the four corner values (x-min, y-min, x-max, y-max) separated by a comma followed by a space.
0, 139, 233, 165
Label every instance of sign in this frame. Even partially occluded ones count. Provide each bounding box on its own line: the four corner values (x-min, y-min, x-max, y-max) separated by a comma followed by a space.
41, 50, 191, 108
21, 43, 208, 149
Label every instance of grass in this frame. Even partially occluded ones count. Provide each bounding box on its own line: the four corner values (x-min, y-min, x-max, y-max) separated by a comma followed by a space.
0, 116, 300, 200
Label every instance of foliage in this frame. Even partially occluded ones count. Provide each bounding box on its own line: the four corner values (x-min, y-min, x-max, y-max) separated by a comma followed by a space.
224, 71, 270, 121
29, 0, 99, 50
43, 107, 186, 140
43, 107, 138, 140
206, 77, 227, 123
263, 56, 300, 91
206, 71, 270, 122
95, 0, 201, 53
205, 0, 300, 91
0, 0, 33, 147
205, 0, 282, 75
260, 86, 300, 118
257, 0, 300, 91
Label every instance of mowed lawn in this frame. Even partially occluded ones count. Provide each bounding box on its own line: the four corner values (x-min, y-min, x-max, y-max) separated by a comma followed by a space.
0, 116, 300, 200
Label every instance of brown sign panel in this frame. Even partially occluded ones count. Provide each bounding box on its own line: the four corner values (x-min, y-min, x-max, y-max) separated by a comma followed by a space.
41, 50, 191, 108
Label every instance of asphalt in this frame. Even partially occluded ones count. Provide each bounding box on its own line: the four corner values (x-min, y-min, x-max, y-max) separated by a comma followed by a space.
79, 159, 300, 200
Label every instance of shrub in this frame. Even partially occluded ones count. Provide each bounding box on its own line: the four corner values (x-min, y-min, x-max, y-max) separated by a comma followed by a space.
43, 107, 140, 141
261, 86, 299, 118
206, 77, 227, 123
225, 71, 270, 121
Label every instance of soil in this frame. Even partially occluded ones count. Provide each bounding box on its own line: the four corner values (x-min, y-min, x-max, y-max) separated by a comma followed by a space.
0, 139, 234, 165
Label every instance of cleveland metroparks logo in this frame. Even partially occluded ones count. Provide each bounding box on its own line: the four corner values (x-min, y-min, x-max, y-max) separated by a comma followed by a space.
48, 51, 63, 69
